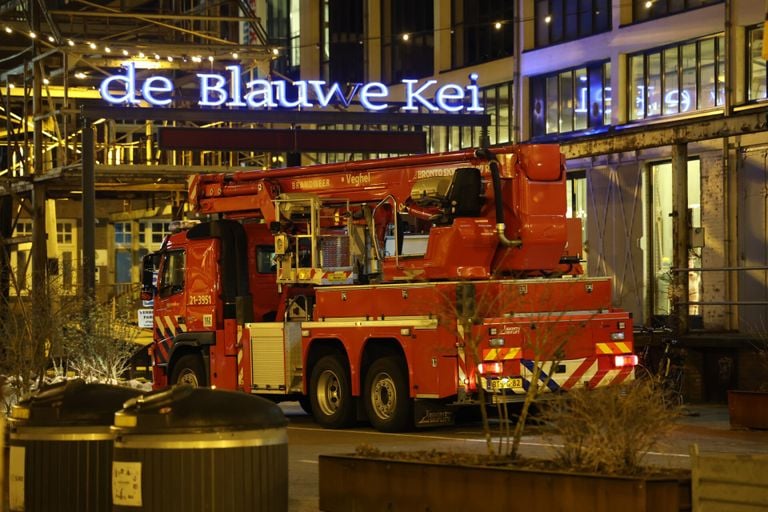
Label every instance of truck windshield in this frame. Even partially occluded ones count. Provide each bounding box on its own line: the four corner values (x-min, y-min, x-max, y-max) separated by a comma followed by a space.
158, 250, 186, 297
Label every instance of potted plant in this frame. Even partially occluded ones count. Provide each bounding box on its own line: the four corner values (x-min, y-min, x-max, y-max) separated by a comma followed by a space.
319, 380, 690, 512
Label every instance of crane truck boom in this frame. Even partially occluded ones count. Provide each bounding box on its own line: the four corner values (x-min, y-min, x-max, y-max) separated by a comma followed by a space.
140, 144, 636, 431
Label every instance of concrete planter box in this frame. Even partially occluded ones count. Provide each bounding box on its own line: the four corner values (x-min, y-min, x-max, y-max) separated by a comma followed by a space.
727, 390, 768, 429
318, 454, 691, 512
691, 446, 768, 510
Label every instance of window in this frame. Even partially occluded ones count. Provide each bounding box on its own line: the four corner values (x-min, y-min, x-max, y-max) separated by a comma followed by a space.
158, 250, 185, 298
530, 62, 611, 138
633, 0, 723, 24
566, 171, 587, 263
151, 222, 171, 245
648, 160, 701, 317
257, 245, 277, 274
483, 82, 513, 145
534, 0, 610, 48
267, 0, 300, 80
748, 25, 767, 101
381, 0, 433, 83
321, 0, 364, 83
451, 0, 514, 68
629, 34, 724, 121
115, 222, 132, 245
14, 221, 32, 237
57, 221, 73, 244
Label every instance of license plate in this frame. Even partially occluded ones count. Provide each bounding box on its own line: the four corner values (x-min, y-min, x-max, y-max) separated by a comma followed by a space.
490, 377, 523, 390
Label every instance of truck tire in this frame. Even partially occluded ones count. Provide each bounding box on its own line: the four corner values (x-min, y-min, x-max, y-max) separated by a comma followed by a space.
364, 356, 412, 432
170, 354, 208, 387
309, 355, 355, 428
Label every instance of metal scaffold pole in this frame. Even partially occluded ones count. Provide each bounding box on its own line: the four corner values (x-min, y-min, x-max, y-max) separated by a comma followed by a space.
81, 117, 96, 301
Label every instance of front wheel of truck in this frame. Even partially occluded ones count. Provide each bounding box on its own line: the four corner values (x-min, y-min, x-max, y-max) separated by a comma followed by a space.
170, 354, 208, 387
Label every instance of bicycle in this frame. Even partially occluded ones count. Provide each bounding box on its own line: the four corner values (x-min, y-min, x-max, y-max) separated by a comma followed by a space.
634, 327, 685, 407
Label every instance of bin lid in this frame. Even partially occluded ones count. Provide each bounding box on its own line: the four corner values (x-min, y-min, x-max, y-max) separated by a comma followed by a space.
10, 379, 142, 427
113, 385, 288, 434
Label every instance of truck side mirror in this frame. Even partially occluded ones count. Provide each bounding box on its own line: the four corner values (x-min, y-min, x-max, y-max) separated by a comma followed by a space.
140, 253, 158, 301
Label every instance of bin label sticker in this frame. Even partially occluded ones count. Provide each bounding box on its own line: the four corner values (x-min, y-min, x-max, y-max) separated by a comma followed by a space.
112, 461, 143, 507
9, 446, 25, 511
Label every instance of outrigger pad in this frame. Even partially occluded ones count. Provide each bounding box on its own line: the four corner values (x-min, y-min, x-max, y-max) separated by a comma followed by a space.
414, 400, 455, 428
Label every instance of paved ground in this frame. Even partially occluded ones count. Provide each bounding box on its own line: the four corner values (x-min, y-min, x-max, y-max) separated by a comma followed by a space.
282, 402, 768, 512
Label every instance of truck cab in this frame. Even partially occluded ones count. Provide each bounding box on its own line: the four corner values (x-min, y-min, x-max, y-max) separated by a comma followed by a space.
141, 220, 278, 389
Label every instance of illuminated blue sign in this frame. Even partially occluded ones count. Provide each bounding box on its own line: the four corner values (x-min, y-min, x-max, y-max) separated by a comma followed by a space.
100, 63, 484, 113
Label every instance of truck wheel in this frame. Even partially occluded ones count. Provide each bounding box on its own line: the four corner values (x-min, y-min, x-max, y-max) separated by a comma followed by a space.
310, 355, 355, 428
170, 354, 208, 387
364, 356, 412, 432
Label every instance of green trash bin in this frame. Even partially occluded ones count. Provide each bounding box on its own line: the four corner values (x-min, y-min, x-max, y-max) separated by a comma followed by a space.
7, 379, 141, 512
111, 385, 288, 512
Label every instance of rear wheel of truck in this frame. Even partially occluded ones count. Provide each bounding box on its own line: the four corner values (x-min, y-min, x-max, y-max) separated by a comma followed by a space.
310, 355, 355, 428
170, 354, 208, 387
364, 356, 412, 432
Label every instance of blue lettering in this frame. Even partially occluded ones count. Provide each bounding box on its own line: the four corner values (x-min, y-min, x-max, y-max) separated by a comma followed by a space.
274, 81, 312, 108
435, 84, 464, 112
244, 79, 277, 108
100, 62, 140, 105
197, 73, 228, 106
98, 66, 486, 114
359, 83, 389, 111
142, 76, 173, 106
226, 65, 246, 107
403, 79, 438, 112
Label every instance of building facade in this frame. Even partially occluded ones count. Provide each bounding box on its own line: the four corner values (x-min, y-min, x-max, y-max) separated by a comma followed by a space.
2, 0, 766, 397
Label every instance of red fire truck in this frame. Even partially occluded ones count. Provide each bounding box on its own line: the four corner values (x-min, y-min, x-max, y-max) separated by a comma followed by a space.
140, 145, 636, 431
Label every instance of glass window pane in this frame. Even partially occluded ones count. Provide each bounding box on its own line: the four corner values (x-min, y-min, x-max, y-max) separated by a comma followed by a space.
535, 0, 549, 47
497, 85, 510, 143
630, 55, 645, 120
579, 0, 592, 36
449, 126, 460, 151
749, 28, 766, 101
716, 35, 725, 105
663, 47, 679, 115
681, 43, 697, 113
699, 38, 716, 109
574, 68, 588, 130
531, 76, 547, 137
559, 71, 574, 133
647, 53, 661, 117
485, 88, 497, 145
565, 1, 578, 40
546, 75, 559, 133
603, 62, 612, 125
550, 0, 564, 43
594, 0, 610, 32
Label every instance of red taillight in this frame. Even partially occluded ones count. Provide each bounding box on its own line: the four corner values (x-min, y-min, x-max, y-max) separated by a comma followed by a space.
477, 362, 503, 375
614, 355, 638, 368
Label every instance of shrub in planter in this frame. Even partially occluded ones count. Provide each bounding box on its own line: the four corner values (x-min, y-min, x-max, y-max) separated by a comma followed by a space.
539, 378, 681, 474
319, 380, 691, 512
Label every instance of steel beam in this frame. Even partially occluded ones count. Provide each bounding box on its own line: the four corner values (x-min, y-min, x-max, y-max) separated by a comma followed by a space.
81, 120, 95, 299
81, 106, 491, 128
49, 10, 259, 22
157, 127, 427, 154
561, 107, 768, 159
